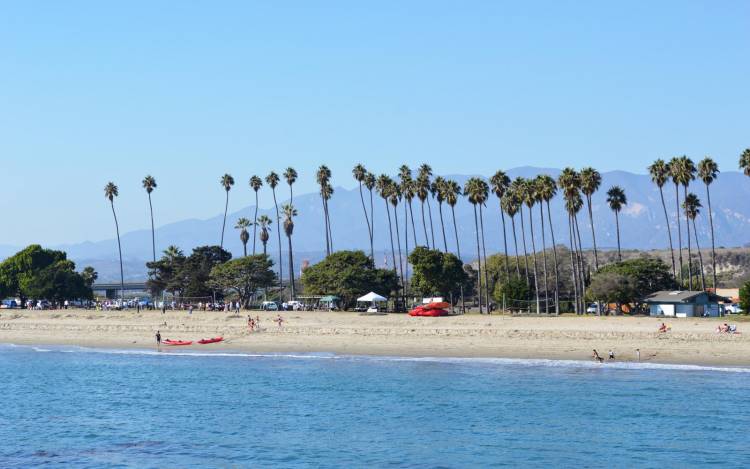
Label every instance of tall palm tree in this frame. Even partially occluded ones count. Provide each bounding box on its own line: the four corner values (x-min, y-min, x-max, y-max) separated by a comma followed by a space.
283, 167, 298, 204
282, 203, 298, 300
537, 174, 559, 314
353, 164, 373, 260
563, 191, 583, 314
534, 176, 550, 314
219, 174, 235, 249
249, 175, 263, 255
316, 165, 333, 256
433, 177, 449, 252
511, 178, 530, 284
606, 186, 627, 261
364, 172, 376, 261
579, 167, 601, 270
683, 193, 705, 290
490, 170, 511, 279
104, 182, 125, 300
740, 148, 750, 178
444, 179, 465, 312
235, 217, 251, 256
141, 175, 157, 264
674, 156, 696, 289
266, 171, 283, 294
501, 189, 522, 279
415, 173, 431, 248
388, 182, 406, 300
257, 215, 272, 255
697, 157, 719, 289
377, 174, 398, 275
464, 177, 486, 313
418, 164, 436, 248
668, 157, 685, 286
521, 178, 541, 314
648, 159, 676, 278
321, 182, 334, 254
476, 179, 491, 312
398, 165, 418, 247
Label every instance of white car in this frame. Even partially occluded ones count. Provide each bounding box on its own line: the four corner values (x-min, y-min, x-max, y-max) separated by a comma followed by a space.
586, 303, 599, 314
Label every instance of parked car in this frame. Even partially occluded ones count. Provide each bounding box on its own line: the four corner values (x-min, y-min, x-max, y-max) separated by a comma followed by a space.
727, 303, 744, 314
586, 303, 599, 314
261, 301, 279, 311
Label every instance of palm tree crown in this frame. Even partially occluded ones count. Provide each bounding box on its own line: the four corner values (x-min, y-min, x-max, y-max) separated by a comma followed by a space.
606, 186, 627, 212
221, 174, 235, 191
739, 148, 750, 176
104, 182, 118, 201
142, 175, 157, 193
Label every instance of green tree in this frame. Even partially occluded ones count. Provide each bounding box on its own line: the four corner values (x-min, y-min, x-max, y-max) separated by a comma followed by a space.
142, 175, 158, 263
587, 272, 637, 313
301, 250, 399, 309
81, 266, 98, 288
146, 246, 186, 299
595, 257, 677, 296
219, 174, 235, 248
179, 245, 232, 299
408, 246, 469, 301
249, 175, 263, 255
738, 281, 750, 314
207, 254, 276, 307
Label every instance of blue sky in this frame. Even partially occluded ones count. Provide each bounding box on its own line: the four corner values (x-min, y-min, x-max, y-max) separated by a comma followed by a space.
1, 1, 748, 246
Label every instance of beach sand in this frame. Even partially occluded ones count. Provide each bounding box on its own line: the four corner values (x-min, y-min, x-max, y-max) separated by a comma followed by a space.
1, 309, 748, 366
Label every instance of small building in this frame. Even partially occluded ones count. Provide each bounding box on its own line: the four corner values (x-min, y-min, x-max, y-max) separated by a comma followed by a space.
644, 290, 727, 318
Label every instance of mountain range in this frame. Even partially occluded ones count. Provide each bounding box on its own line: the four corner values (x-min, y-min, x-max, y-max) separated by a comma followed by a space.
3, 167, 750, 282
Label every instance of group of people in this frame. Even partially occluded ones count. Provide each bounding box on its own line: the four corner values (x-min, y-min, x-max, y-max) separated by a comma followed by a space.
592, 348, 641, 363
716, 323, 738, 334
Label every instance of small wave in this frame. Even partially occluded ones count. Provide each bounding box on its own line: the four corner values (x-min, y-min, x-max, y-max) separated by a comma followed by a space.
4, 343, 749, 374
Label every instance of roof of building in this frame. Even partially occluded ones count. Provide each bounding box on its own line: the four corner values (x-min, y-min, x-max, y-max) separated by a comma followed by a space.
644, 290, 728, 303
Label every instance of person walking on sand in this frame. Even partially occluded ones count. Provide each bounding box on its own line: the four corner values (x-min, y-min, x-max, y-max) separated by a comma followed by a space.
276, 314, 284, 328
608, 349, 615, 361
155, 330, 161, 348
635, 348, 640, 362
255, 315, 261, 331
592, 349, 603, 363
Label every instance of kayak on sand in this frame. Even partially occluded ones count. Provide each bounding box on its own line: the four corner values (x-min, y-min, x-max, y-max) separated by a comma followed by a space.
197, 337, 224, 344
163, 339, 192, 346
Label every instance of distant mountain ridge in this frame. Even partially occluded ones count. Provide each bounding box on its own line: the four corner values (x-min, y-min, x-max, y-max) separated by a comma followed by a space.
4, 166, 750, 282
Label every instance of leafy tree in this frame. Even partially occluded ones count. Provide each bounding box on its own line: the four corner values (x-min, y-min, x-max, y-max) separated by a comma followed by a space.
207, 255, 276, 307
586, 272, 637, 312
738, 281, 750, 315
596, 258, 677, 296
493, 276, 532, 312
301, 250, 399, 309
179, 245, 232, 299
81, 266, 98, 288
408, 246, 469, 301
146, 246, 186, 298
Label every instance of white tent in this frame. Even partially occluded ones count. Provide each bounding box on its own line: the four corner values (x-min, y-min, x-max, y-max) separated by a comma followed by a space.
357, 292, 387, 303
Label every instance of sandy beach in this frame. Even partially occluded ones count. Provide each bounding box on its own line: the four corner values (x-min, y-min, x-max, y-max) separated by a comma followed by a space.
1, 309, 748, 366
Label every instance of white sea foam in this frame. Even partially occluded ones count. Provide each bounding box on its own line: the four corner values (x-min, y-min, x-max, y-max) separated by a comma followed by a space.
3, 343, 749, 374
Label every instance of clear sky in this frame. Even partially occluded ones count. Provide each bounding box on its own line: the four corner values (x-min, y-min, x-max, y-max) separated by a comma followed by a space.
1, 1, 748, 246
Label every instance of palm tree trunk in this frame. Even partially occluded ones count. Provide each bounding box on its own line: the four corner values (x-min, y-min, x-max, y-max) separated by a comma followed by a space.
394, 204, 406, 305
659, 186, 677, 279
586, 195, 599, 270
519, 206, 530, 286
479, 203, 491, 313
147, 193, 156, 263
263, 241, 267, 255
528, 206, 540, 314
272, 188, 283, 297
500, 204, 510, 280
568, 215, 579, 314
110, 201, 125, 301
705, 183, 717, 289
450, 204, 465, 314
615, 210, 622, 261
574, 214, 586, 314
287, 234, 295, 300
420, 201, 430, 248
539, 204, 549, 314
221, 191, 229, 248
472, 204, 483, 313
358, 182, 373, 260
384, 199, 397, 274
403, 203, 409, 300
684, 186, 693, 290
326, 198, 333, 253
510, 215, 521, 279
368, 189, 375, 262
426, 199, 436, 248
438, 202, 448, 252
408, 201, 418, 248
692, 218, 706, 291
243, 242, 247, 257
322, 196, 330, 256
253, 192, 258, 255
546, 200, 560, 315
675, 183, 684, 287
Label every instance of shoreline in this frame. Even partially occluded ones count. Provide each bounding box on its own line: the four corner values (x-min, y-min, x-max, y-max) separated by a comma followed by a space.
1, 309, 748, 367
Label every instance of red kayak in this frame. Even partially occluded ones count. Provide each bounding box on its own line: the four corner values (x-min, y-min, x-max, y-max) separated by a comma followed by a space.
197, 337, 224, 344
423, 301, 450, 310
163, 339, 192, 346
409, 307, 449, 317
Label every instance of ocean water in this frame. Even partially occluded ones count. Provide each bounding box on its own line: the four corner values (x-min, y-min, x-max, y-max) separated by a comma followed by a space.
1, 345, 749, 468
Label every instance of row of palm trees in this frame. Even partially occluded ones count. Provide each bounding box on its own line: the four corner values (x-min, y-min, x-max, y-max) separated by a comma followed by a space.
103, 148, 749, 307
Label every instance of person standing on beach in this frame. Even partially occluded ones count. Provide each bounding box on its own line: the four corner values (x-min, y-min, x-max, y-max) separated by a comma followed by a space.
608, 350, 615, 361
635, 349, 640, 362
155, 330, 161, 348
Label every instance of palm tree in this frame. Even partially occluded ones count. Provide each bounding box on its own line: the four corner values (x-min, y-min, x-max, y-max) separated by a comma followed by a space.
648, 159, 676, 278
511, 178, 530, 284
490, 170, 511, 279
418, 164, 436, 248
464, 178, 486, 313
501, 189, 522, 279
579, 167, 601, 270
740, 148, 750, 178
377, 174, 398, 275
266, 171, 283, 294
398, 166, 418, 247
104, 182, 125, 300
534, 176, 550, 314
433, 177, 449, 252
606, 186, 627, 261
537, 174, 559, 314
282, 203, 298, 300
674, 156, 697, 289
388, 181, 406, 300
257, 215, 272, 255
683, 193, 705, 290
141, 175, 158, 264
219, 174, 235, 248
235, 217, 251, 256
283, 167, 297, 204
321, 182, 334, 254
248, 175, 263, 254
364, 172, 376, 261
415, 173, 431, 248
521, 179, 541, 314
564, 191, 583, 314
669, 157, 685, 286
444, 179, 465, 312
316, 165, 333, 256
697, 157, 719, 290
353, 164, 373, 260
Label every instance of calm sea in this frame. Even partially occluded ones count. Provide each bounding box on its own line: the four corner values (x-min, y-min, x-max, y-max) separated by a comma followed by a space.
1, 344, 749, 468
